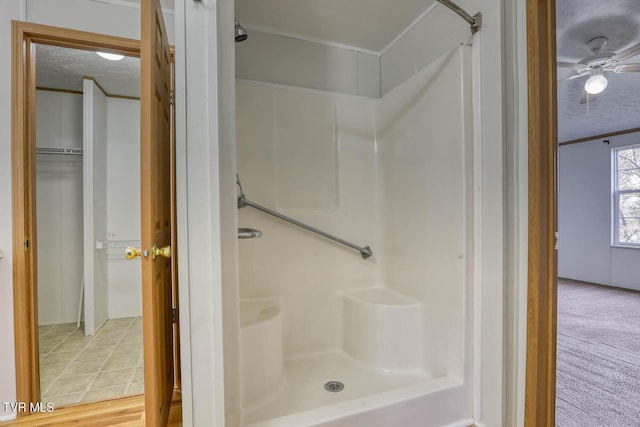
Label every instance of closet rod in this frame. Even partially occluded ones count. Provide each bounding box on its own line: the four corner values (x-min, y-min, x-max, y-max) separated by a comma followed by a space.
36, 147, 83, 156
96, 239, 141, 250
436, 0, 482, 34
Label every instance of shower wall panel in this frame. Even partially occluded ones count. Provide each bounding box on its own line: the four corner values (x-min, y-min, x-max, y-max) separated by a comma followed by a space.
237, 46, 472, 375
236, 30, 380, 98
274, 89, 338, 212
377, 47, 472, 379
237, 81, 381, 357
380, 4, 468, 96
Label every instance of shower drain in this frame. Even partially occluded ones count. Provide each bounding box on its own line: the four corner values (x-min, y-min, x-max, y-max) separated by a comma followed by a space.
324, 381, 344, 392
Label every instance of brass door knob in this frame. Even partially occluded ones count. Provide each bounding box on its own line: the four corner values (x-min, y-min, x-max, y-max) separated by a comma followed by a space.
125, 247, 141, 260
152, 244, 171, 260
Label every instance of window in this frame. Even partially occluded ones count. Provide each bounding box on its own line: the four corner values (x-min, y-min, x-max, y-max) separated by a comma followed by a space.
613, 145, 640, 246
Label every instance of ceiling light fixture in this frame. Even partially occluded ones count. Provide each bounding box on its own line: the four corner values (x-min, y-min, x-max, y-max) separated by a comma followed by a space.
584, 69, 608, 95
96, 51, 124, 61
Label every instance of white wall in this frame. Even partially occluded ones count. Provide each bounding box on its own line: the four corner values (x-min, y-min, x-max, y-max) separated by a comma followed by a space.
35, 90, 84, 325
559, 133, 640, 291
237, 81, 381, 357
378, 47, 472, 382
26, 0, 174, 43
83, 79, 109, 335
0, 2, 24, 420
106, 97, 142, 318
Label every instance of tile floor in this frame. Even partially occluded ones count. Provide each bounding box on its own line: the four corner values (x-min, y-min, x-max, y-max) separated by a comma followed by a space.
39, 317, 143, 408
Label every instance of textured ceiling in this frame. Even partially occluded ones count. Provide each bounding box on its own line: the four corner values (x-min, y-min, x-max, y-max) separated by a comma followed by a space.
235, 0, 439, 52
36, 44, 140, 98
557, 0, 640, 142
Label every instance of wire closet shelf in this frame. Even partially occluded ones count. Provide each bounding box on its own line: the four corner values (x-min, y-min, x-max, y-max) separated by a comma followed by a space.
36, 147, 84, 156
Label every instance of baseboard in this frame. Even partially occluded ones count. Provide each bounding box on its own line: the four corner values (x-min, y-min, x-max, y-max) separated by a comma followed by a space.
0, 413, 17, 422
472, 420, 488, 427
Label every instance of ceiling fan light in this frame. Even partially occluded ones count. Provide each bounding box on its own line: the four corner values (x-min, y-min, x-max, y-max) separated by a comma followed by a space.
584, 73, 608, 94
96, 51, 124, 61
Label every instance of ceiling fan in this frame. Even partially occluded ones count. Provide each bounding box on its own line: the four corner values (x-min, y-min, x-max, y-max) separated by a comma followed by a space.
558, 36, 640, 97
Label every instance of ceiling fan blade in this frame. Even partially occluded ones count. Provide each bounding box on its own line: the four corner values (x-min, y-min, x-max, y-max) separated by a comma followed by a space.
611, 41, 640, 63
558, 73, 585, 82
557, 61, 580, 68
615, 63, 640, 73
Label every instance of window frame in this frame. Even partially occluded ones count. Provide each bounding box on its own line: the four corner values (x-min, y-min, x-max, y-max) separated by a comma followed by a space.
612, 143, 640, 248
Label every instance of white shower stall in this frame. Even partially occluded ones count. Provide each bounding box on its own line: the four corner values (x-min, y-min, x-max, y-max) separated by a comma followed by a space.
235, 4, 476, 425
35, 79, 142, 334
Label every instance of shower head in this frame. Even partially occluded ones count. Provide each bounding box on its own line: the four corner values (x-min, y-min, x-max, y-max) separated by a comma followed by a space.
235, 20, 248, 42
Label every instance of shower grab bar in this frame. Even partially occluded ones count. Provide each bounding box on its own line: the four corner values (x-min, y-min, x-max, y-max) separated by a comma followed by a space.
436, 0, 482, 34
238, 195, 373, 260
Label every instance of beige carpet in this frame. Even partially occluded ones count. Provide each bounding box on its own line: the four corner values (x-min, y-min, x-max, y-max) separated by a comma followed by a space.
556, 278, 640, 427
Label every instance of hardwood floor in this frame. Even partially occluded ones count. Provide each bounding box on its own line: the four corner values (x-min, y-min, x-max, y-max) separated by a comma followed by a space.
0, 391, 181, 426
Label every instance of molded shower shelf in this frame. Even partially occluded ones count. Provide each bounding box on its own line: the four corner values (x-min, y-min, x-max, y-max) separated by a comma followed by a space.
240, 299, 281, 327
341, 287, 421, 306
240, 298, 285, 407
340, 288, 423, 371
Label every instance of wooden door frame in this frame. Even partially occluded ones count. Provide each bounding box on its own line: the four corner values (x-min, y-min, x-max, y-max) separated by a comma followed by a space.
524, 0, 558, 425
11, 20, 140, 414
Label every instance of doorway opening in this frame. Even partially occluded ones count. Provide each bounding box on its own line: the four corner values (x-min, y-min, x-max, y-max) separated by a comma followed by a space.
11, 15, 178, 424
526, 0, 640, 425
34, 43, 144, 407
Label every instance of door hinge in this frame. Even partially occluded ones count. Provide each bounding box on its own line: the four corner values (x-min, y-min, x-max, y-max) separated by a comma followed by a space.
170, 90, 174, 106
24, 238, 30, 252
554, 232, 559, 251
171, 308, 177, 323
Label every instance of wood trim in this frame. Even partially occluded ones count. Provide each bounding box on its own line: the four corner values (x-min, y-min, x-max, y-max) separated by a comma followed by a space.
559, 126, 640, 146
0, 391, 182, 426
525, 0, 558, 426
107, 94, 141, 101
12, 20, 40, 414
36, 86, 140, 101
82, 77, 142, 101
11, 20, 141, 416
35, 86, 83, 95
13, 20, 139, 57
170, 48, 181, 390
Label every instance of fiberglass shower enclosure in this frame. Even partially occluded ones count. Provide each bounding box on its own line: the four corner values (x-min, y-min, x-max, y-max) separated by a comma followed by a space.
233, 1, 480, 425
